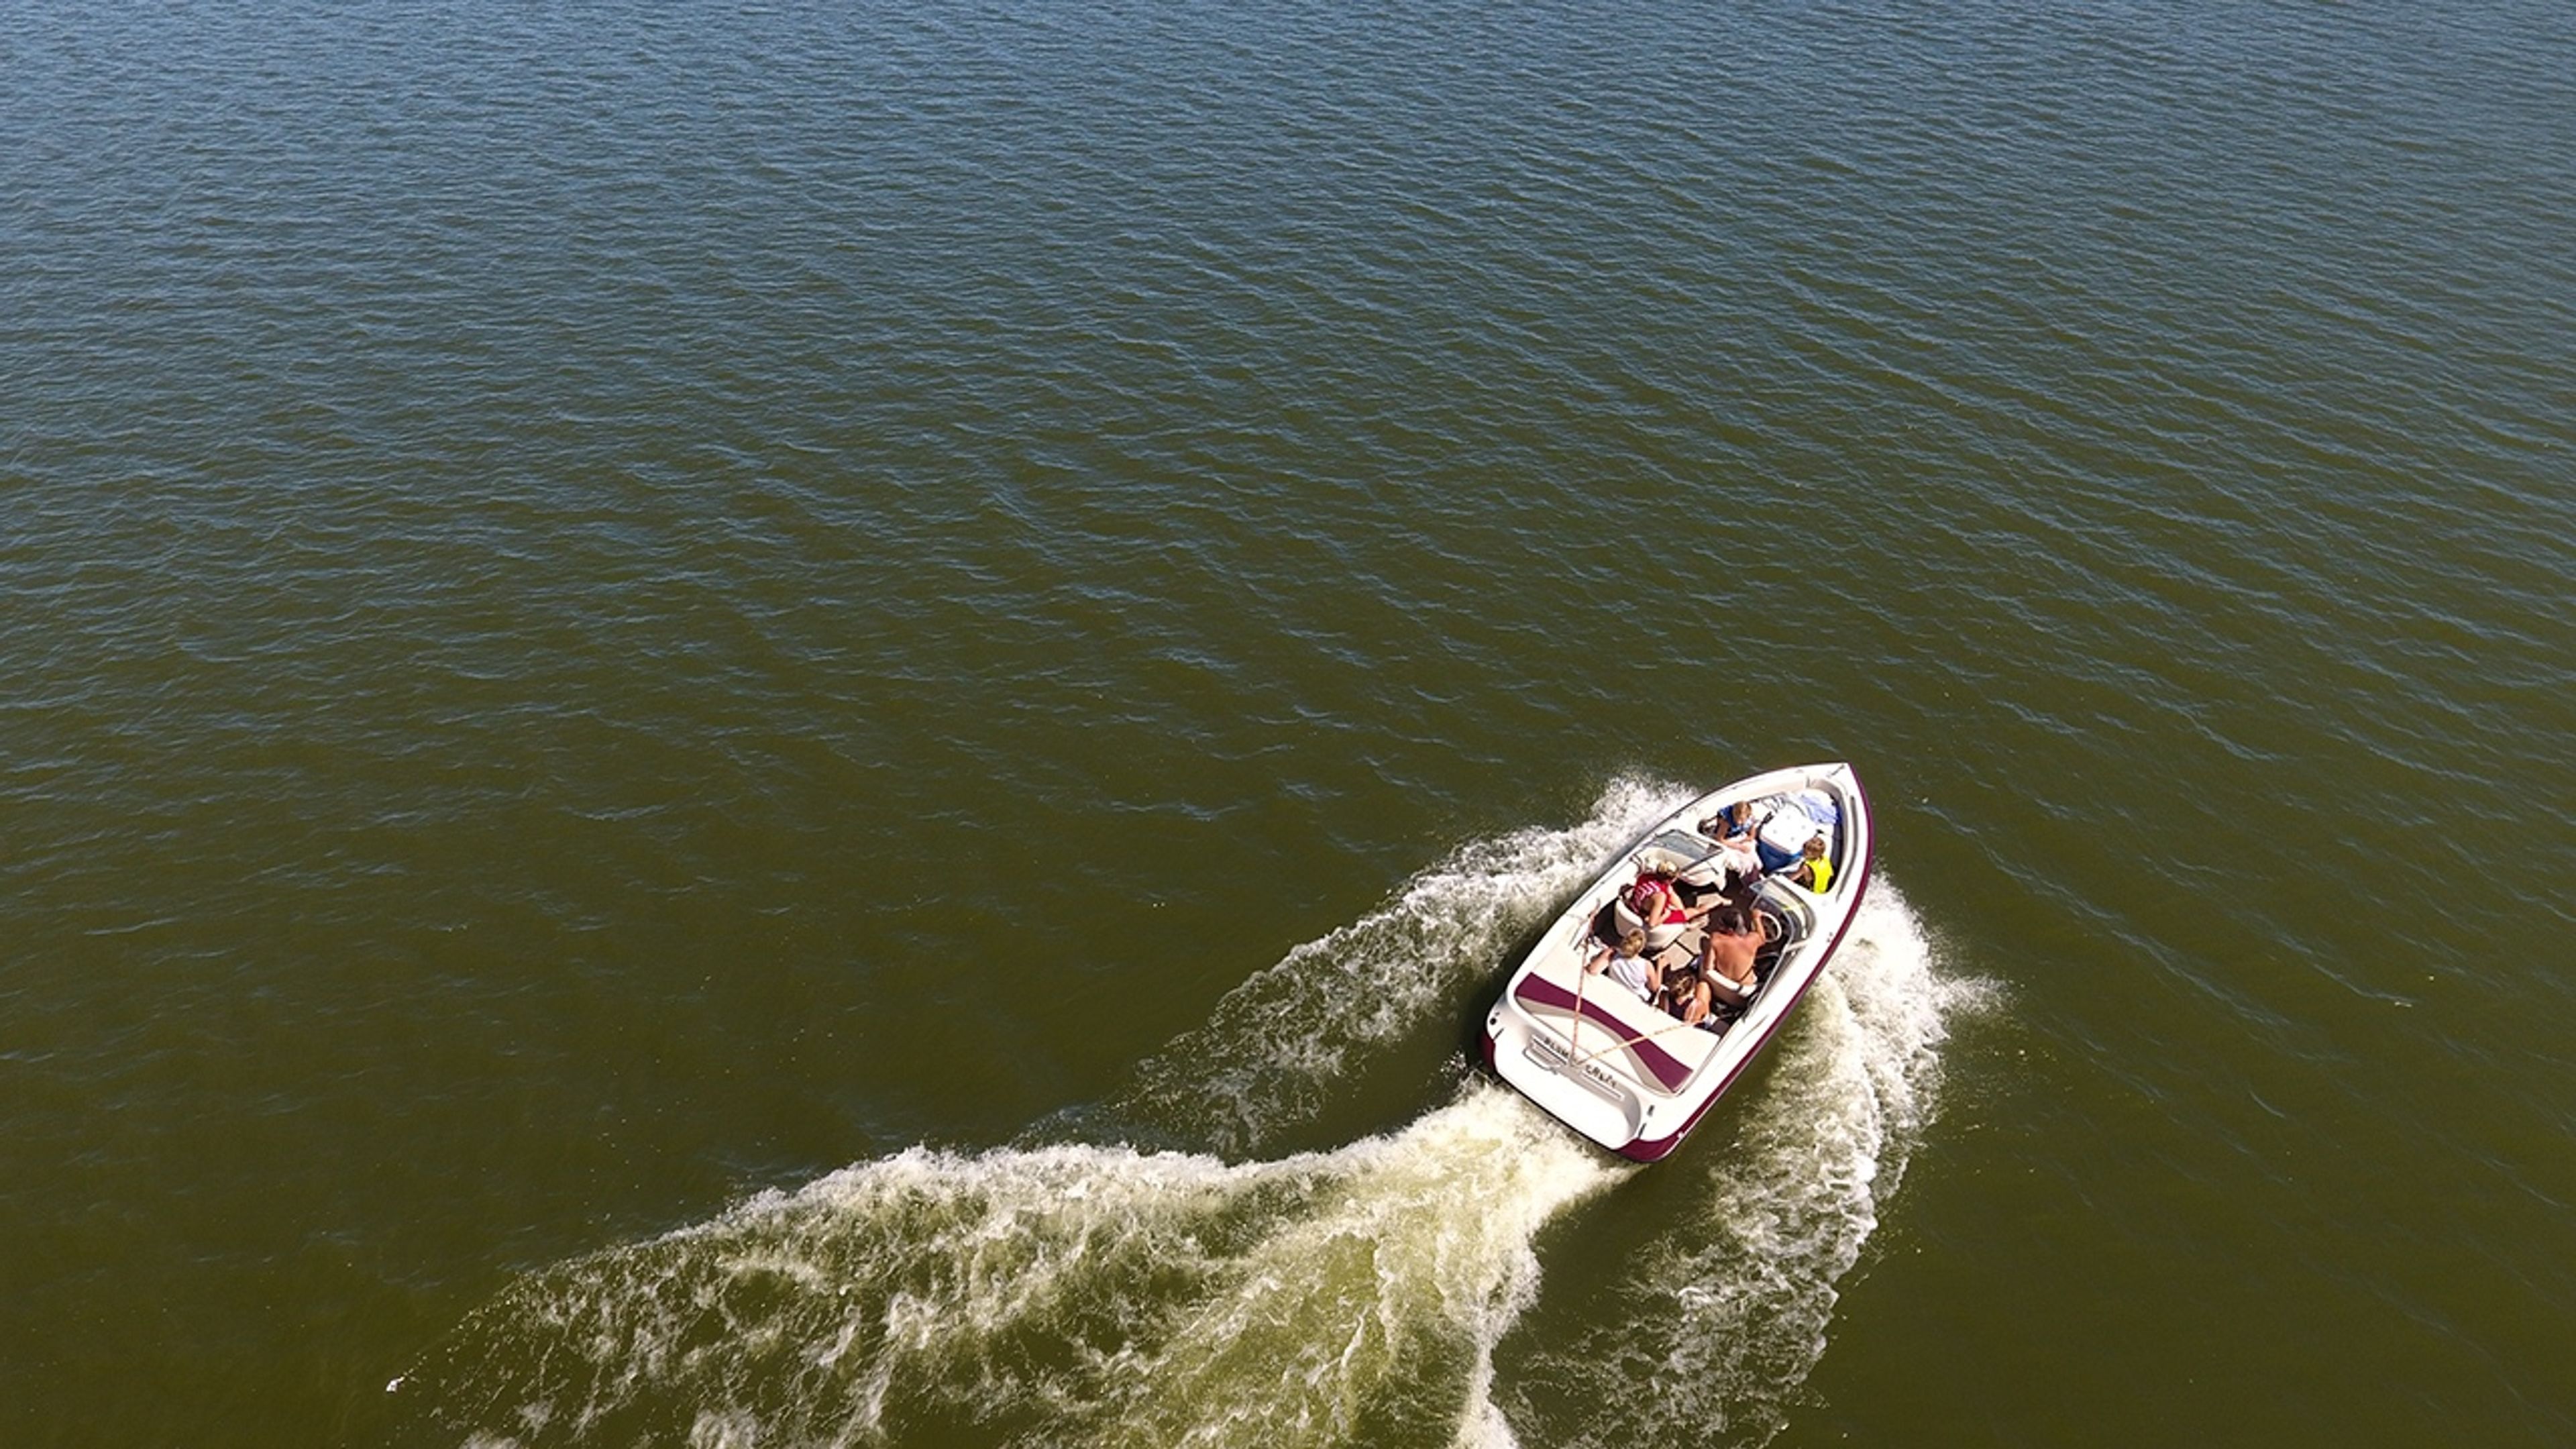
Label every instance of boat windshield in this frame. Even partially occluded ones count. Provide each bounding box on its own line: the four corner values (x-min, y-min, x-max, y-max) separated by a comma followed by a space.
1650, 828, 1712, 857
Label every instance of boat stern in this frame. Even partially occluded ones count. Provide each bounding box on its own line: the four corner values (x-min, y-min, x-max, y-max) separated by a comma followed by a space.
1482, 994, 1647, 1155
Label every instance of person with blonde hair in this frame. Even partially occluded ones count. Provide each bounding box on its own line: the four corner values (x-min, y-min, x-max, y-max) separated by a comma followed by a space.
1790, 835, 1833, 894
1698, 800, 1762, 888
1627, 863, 1720, 932
1585, 928, 1659, 1002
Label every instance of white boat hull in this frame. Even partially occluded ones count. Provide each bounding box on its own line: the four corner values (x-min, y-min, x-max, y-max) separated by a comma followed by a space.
1481, 763, 1874, 1162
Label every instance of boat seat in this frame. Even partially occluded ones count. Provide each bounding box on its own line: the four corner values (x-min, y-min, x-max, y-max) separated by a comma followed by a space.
1593, 898, 1648, 948
1611, 898, 1648, 939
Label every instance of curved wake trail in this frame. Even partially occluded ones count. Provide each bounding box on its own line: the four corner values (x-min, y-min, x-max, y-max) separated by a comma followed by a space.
1092, 778, 1684, 1159
392, 780, 1978, 1448
395, 1086, 1616, 1448
1493, 880, 1981, 1448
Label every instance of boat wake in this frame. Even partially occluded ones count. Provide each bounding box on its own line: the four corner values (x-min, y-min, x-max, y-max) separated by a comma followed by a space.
1491, 876, 1968, 1448
1094, 776, 1685, 1159
389, 780, 1981, 1448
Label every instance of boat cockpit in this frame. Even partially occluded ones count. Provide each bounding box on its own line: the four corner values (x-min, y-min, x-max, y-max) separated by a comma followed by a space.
1585, 790, 1843, 1032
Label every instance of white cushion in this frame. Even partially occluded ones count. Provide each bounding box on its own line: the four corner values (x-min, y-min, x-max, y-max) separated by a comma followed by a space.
1760, 809, 1829, 859
1611, 899, 1647, 938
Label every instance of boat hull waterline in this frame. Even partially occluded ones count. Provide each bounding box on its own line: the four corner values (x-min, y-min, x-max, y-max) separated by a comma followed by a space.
1481, 763, 1874, 1162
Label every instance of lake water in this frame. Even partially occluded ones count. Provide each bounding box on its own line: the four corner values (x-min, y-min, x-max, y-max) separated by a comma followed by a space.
5, 0, 2572, 1444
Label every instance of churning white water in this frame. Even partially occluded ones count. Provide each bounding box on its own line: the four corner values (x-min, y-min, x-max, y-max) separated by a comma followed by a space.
1492, 879, 1977, 1448
399, 781, 1975, 1448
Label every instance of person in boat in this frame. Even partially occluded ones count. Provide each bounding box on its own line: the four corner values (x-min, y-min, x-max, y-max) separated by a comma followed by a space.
1662, 969, 1713, 1026
1585, 928, 1659, 1002
1696, 902, 1770, 1008
1789, 834, 1833, 894
1627, 865, 1717, 930
1698, 800, 1763, 885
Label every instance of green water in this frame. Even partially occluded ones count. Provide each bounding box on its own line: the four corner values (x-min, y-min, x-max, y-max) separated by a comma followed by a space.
4, 0, 2572, 1444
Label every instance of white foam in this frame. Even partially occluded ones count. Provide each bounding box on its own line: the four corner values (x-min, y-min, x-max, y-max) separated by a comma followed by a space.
402, 1084, 1620, 1447
1108, 776, 1687, 1156
1496, 879, 1982, 1447
401, 786, 1984, 1448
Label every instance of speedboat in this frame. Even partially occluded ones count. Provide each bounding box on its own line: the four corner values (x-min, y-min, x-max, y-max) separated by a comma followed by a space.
1481, 763, 1872, 1162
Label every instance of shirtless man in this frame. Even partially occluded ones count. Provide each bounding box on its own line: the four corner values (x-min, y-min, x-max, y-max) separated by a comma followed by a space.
1696, 903, 1771, 1008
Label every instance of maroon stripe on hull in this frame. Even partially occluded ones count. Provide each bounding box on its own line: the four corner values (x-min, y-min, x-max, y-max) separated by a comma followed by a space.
1510, 974, 1694, 1090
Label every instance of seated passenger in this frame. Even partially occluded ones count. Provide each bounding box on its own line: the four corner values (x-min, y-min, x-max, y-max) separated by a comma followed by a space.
1698, 800, 1763, 884
1789, 835, 1833, 894
1697, 903, 1770, 1006
1585, 929, 1659, 1003
1699, 799, 1754, 845
1662, 971, 1713, 1025
1627, 867, 1716, 931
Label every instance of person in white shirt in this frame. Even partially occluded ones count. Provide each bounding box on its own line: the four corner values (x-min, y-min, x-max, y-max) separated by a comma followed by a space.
1585, 928, 1659, 1002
